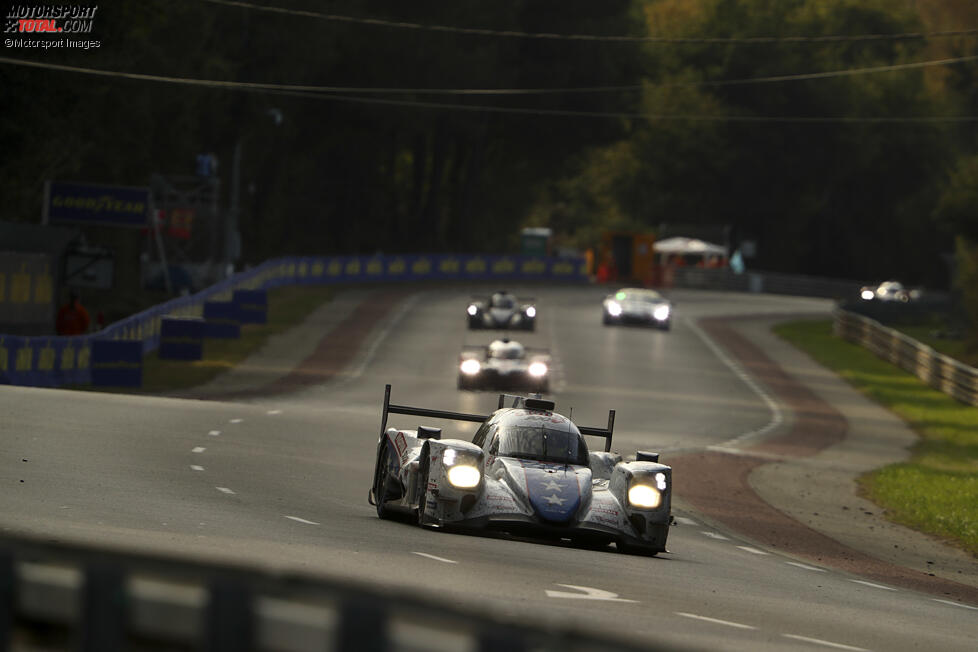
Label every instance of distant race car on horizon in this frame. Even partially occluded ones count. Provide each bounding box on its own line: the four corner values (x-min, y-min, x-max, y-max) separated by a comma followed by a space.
466, 291, 536, 330
369, 386, 673, 555
859, 280, 918, 303
602, 288, 673, 330
458, 338, 550, 393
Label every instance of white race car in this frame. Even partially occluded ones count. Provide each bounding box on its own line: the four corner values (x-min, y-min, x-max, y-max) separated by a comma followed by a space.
458, 339, 550, 393
369, 386, 673, 555
466, 291, 536, 330
602, 288, 673, 330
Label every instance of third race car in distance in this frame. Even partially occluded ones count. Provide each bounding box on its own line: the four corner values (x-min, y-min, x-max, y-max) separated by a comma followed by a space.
467, 290, 536, 330
602, 288, 673, 330
458, 338, 550, 393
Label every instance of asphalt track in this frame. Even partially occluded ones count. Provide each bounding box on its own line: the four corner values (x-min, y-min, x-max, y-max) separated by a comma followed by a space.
2, 285, 977, 651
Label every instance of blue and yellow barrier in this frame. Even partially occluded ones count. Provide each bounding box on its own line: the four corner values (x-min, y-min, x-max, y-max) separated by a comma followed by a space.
0, 253, 586, 388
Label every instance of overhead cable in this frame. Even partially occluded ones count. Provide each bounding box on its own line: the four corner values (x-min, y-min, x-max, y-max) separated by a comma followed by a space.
202, 0, 978, 44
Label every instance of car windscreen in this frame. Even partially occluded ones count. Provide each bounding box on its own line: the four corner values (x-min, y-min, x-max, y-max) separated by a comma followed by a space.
490, 347, 523, 359
491, 295, 515, 308
497, 426, 588, 465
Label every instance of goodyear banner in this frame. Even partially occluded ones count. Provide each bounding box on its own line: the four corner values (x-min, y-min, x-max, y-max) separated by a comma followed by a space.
0, 253, 585, 388
45, 180, 150, 228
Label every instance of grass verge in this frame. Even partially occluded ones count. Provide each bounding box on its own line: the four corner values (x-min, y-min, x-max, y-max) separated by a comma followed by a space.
773, 319, 978, 556
136, 285, 336, 393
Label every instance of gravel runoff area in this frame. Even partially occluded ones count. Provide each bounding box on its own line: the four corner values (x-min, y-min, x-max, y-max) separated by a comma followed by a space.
181, 289, 978, 605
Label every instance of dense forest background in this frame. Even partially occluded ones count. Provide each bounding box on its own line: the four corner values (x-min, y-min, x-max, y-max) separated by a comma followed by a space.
3, 0, 978, 293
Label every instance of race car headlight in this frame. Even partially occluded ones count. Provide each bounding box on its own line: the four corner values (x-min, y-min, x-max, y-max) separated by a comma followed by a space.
447, 464, 481, 488
861, 290, 874, 301
525, 306, 536, 318
607, 301, 622, 317
528, 361, 548, 377
467, 304, 478, 316
653, 305, 671, 321
460, 359, 481, 375
628, 484, 662, 509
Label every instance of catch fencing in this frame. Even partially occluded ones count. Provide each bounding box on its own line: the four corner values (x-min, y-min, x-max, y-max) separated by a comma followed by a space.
834, 309, 978, 406
0, 531, 674, 652
0, 254, 586, 388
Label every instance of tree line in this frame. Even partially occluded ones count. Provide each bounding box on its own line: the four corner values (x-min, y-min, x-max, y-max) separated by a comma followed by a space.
2, 0, 977, 300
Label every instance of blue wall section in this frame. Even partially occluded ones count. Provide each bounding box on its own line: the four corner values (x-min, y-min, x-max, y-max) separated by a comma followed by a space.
0, 254, 586, 388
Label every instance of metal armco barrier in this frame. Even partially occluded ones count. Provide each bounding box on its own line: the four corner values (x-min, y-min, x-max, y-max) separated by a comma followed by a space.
0, 533, 674, 652
834, 309, 978, 406
0, 254, 587, 389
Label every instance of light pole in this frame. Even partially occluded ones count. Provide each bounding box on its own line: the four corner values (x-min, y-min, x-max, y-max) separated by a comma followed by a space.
227, 108, 283, 272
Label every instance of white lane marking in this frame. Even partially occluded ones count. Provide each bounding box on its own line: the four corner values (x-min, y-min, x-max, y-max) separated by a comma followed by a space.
931, 599, 978, 611
545, 584, 637, 603
190, 465, 205, 471
216, 487, 236, 494
411, 552, 458, 564
229, 418, 243, 424
267, 409, 282, 415
675, 612, 756, 630
737, 546, 769, 555
208, 430, 221, 436
284, 515, 320, 525
786, 561, 826, 573
685, 317, 783, 447
702, 531, 729, 540
848, 579, 896, 591
674, 516, 698, 526
192, 447, 206, 453
782, 634, 869, 651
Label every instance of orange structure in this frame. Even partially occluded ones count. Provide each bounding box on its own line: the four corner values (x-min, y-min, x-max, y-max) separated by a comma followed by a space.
597, 231, 658, 286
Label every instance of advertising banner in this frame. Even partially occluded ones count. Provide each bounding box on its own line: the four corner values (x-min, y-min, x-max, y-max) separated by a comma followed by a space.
45, 181, 150, 228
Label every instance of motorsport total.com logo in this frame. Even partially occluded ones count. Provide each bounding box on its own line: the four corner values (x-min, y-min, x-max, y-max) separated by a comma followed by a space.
5, 5, 99, 49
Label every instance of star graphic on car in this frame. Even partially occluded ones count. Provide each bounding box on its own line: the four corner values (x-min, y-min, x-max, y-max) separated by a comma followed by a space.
540, 479, 563, 492
543, 494, 565, 506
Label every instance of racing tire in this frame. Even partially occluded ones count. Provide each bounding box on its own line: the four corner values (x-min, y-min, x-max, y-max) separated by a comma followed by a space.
659, 321, 671, 332
602, 313, 613, 326
416, 452, 432, 527
374, 444, 394, 520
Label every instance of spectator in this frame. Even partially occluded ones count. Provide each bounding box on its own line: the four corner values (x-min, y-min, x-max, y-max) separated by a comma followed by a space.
56, 291, 91, 335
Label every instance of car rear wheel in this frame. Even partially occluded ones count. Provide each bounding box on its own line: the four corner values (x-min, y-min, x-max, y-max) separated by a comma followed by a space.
416, 457, 431, 527
374, 444, 394, 519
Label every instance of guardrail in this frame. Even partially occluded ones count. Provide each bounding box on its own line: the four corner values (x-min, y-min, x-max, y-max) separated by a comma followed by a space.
0, 254, 586, 388
834, 309, 978, 407
670, 267, 864, 299
0, 532, 672, 652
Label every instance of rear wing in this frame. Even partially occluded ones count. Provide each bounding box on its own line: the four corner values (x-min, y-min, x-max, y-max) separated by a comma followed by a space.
378, 385, 615, 453
380, 384, 488, 439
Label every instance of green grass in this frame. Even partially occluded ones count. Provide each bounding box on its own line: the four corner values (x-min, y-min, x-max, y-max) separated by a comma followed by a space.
134, 285, 335, 393
773, 319, 978, 555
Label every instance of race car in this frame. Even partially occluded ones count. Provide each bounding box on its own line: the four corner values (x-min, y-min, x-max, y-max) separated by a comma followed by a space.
457, 338, 550, 393
368, 385, 672, 555
859, 280, 917, 303
466, 291, 536, 330
602, 288, 672, 330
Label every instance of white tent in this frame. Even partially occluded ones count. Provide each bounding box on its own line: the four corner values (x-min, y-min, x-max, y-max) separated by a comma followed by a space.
653, 237, 727, 256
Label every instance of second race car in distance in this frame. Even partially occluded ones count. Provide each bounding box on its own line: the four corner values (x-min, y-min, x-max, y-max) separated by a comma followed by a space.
859, 280, 918, 303
466, 291, 536, 330
602, 288, 673, 330
368, 385, 672, 555
458, 338, 550, 393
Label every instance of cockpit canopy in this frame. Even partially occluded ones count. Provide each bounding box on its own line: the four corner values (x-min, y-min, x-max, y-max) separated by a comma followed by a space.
488, 340, 524, 360
490, 293, 516, 309
494, 422, 589, 466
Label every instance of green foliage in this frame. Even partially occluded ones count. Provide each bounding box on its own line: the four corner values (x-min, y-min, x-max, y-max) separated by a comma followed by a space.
774, 319, 978, 554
